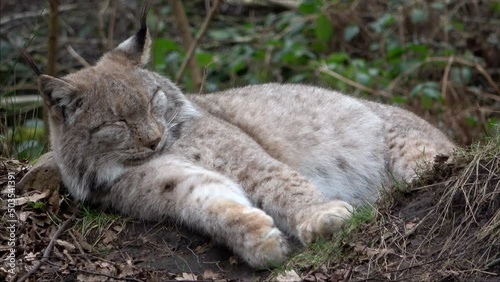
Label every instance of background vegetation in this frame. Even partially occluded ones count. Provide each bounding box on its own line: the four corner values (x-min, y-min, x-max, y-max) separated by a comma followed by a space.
1, 1, 499, 280
1, 0, 499, 161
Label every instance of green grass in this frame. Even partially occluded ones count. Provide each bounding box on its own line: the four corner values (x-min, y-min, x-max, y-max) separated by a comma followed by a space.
272, 205, 376, 277
75, 205, 126, 247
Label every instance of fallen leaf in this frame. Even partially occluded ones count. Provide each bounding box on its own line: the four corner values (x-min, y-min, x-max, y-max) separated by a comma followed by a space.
0, 191, 49, 209
175, 272, 197, 280
56, 239, 76, 251
203, 269, 220, 279
102, 230, 117, 244
276, 270, 301, 281
228, 255, 240, 265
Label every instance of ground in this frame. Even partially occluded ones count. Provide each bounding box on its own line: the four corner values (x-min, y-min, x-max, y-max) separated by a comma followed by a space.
1, 0, 499, 281
1, 137, 499, 281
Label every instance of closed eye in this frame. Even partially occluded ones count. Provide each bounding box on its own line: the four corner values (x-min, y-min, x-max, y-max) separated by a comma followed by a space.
90, 120, 127, 134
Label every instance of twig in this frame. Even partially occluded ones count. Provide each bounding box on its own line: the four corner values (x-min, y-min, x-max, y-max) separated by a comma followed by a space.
97, 0, 110, 50
70, 269, 144, 282
199, 63, 213, 94
175, 0, 221, 84
319, 62, 392, 97
170, 0, 203, 90
388, 56, 500, 95
107, 0, 118, 49
45, 0, 59, 152
17, 214, 76, 282
66, 45, 91, 67
441, 56, 454, 100
0, 4, 77, 26
47, 0, 59, 76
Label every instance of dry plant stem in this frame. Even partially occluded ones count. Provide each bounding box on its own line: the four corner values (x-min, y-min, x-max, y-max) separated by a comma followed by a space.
319, 63, 392, 97
45, 0, 60, 151
17, 214, 76, 282
0, 4, 77, 26
175, 0, 221, 85
47, 0, 58, 76
170, 0, 203, 90
98, 0, 110, 50
66, 46, 91, 67
107, 0, 117, 50
388, 56, 500, 95
441, 56, 454, 100
70, 269, 144, 282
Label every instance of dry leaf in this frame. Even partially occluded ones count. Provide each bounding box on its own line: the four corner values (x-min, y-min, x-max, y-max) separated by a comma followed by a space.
203, 269, 220, 279
276, 270, 301, 281
175, 272, 197, 280
102, 230, 117, 244
56, 239, 76, 251
228, 255, 240, 265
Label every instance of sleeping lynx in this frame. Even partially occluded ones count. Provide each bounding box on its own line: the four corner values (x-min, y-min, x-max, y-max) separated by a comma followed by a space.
30, 4, 454, 268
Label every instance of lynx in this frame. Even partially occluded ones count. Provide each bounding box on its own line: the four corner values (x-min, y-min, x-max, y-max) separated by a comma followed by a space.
28, 4, 454, 268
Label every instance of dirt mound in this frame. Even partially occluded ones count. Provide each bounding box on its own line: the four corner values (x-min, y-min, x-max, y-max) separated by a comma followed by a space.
2, 138, 499, 281
313, 137, 500, 281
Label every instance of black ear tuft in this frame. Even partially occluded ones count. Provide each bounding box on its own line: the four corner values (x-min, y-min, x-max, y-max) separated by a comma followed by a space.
20, 51, 42, 76
103, 0, 152, 66
135, 0, 153, 51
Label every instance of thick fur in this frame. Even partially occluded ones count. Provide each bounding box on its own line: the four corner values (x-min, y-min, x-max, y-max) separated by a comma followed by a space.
36, 27, 455, 268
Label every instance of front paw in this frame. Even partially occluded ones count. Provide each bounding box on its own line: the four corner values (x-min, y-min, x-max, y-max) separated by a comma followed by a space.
245, 227, 289, 268
296, 200, 353, 244
238, 210, 289, 268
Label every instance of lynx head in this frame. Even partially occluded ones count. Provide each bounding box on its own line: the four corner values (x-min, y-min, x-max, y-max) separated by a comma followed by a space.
25, 1, 199, 201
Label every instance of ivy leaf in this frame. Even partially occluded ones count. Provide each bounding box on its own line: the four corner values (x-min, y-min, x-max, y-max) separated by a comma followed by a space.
196, 52, 214, 66
298, 0, 319, 14
315, 14, 333, 43
411, 8, 428, 24
344, 25, 360, 42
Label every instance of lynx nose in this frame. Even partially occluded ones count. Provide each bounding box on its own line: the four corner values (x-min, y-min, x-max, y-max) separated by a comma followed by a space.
143, 136, 161, 150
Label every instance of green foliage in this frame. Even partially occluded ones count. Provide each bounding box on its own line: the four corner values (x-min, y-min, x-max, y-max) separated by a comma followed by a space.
27, 200, 46, 211
151, 0, 497, 143
1, 117, 45, 161
76, 205, 123, 246
2, 0, 497, 156
272, 205, 375, 276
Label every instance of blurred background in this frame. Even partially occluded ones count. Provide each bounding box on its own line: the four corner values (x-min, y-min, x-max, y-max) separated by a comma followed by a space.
1, 0, 499, 161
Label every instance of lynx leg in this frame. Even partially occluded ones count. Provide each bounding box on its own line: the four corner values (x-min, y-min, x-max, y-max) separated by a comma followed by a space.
239, 164, 353, 245
181, 182, 289, 268
111, 160, 289, 268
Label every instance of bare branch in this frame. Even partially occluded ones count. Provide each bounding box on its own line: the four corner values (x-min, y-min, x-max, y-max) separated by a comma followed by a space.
175, 0, 221, 86
17, 214, 76, 282
170, 0, 203, 90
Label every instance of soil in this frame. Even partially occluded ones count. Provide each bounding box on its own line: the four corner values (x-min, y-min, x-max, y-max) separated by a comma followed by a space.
2, 138, 499, 281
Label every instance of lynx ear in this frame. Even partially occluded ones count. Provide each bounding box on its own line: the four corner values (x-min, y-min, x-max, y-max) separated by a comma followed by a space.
38, 75, 81, 122
109, 0, 152, 66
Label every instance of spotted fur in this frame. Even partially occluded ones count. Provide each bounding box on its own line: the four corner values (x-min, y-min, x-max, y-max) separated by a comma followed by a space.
36, 17, 454, 268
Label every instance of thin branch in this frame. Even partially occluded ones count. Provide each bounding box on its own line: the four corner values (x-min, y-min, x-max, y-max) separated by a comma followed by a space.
441, 56, 454, 100
70, 269, 144, 282
45, 0, 59, 152
0, 4, 77, 26
47, 0, 59, 76
170, 0, 203, 90
175, 0, 221, 84
17, 214, 76, 282
388, 56, 500, 95
66, 45, 91, 67
97, 0, 110, 50
107, 0, 118, 49
319, 63, 392, 97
